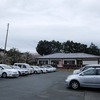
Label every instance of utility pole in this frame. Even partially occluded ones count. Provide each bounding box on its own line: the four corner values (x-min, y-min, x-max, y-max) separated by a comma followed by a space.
3, 23, 9, 64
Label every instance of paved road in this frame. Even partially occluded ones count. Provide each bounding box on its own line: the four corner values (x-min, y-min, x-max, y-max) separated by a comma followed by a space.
0, 71, 100, 100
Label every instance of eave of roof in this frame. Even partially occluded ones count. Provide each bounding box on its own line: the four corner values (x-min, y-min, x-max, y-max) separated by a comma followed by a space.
37, 53, 100, 59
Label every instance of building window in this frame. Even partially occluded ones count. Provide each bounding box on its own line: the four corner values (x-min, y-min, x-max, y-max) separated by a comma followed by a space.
39, 60, 48, 65
64, 61, 75, 65
51, 60, 59, 65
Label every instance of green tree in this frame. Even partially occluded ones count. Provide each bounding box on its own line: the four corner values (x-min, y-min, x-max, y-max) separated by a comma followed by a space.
36, 40, 52, 55
36, 40, 62, 55
50, 40, 62, 53
36, 40, 100, 56
63, 40, 87, 53
86, 43, 100, 55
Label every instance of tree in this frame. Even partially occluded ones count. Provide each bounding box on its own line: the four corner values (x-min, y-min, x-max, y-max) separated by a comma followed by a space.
36, 40, 62, 55
63, 40, 87, 53
86, 43, 100, 55
36, 40, 52, 55
0, 54, 3, 63
7, 48, 22, 64
50, 40, 62, 53
21, 52, 35, 64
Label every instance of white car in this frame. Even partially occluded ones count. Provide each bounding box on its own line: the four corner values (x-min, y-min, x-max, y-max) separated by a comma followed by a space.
31, 66, 41, 74
38, 66, 47, 73
14, 63, 34, 74
42, 65, 52, 73
73, 64, 100, 74
0, 64, 19, 78
12, 66, 29, 75
43, 65, 57, 72
0, 69, 2, 77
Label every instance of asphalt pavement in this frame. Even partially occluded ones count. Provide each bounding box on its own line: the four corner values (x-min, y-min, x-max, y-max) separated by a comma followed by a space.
0, 71, 100, 100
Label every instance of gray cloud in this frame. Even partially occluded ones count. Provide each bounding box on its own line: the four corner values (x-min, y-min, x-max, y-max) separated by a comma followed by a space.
0, 0, 100, 52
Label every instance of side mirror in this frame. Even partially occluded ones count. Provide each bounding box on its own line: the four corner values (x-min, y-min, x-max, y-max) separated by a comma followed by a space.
80, 73, 84, 76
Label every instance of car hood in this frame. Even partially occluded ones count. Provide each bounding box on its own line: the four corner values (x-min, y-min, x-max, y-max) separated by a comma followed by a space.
73, 69, 80, 74
20, 69, 28, 71
66, 74, 79, 81
14, 69, 27, 71
4, 69, 18, 72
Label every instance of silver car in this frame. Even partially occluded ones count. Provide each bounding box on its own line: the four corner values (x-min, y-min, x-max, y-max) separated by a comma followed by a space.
65, 68, 100, 90
73, 64, 100, 74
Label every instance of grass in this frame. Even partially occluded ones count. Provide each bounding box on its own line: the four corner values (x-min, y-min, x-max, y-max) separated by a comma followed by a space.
57, 68, 74, 72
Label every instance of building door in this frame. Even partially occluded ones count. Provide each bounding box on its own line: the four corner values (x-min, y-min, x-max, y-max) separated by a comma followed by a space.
77, 60, 83, 67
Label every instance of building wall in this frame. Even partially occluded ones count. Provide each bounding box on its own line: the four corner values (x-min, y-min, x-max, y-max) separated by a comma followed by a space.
83, 59, 98, 65
37, 58, 99, 67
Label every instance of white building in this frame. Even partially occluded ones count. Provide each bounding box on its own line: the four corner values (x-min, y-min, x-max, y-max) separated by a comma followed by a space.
37, 53, 100, 68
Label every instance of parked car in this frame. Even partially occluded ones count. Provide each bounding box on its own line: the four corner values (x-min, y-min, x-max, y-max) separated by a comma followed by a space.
65, 68, 100, 90
0, 68, 2, 77
43, 65, 57, 72
14, 63, 34, 74
0, 64, 19, 78
73, 64, 100, 74
38, 66, 47, 73
42, 66, 52, 72
12, 66, 29, 75
31, 66, 41, 74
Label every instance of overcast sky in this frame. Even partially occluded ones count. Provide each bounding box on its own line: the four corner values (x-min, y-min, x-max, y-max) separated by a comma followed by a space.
0, 0, 100, 53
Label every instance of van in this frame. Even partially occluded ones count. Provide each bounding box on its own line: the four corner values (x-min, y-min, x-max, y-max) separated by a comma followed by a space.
14, 63, 34, 74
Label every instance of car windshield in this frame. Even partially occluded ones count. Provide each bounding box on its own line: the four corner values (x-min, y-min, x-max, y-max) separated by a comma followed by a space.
80, 67, 85, 71
25, 64, 31, 68
45, 66, 50, 68
39, 66, 44, 68
46, 66, 51, 68
36, 66, 39, 69
13, 66, 20, 69
2, 65, 12, 69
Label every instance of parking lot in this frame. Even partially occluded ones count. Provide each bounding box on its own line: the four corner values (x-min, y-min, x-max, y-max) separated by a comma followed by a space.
0, 71, 100, 100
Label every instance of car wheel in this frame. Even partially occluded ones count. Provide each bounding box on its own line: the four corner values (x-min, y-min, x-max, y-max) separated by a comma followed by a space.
2, 72, 7, 78
70, 80, 80, 90
18, 71, 21, 75
34, 71, 37, 74
41, 70, 43, 73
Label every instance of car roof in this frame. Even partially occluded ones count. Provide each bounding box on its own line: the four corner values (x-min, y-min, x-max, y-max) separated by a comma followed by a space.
95, 68, 100, 69
83, 67, 100, 72
85, 64, 100, 67
0, 64, 7, 66
14, 63, 26, 64
14, 63, 29, 65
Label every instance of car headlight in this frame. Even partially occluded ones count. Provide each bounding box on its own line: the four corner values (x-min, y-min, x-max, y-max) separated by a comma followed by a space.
8, 71, 13, 74
66, 75, 72, 81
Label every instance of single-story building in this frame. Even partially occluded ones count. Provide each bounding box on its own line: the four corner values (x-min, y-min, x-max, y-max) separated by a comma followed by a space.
37, 53, 100, 68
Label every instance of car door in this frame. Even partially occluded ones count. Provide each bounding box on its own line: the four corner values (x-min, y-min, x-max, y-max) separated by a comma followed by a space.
96, 69, 100, 87
79, 68, 97, 87
0, 66, 2, 76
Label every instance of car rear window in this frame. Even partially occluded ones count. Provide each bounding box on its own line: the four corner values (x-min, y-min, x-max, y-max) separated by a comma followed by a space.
82, 66, 100, 71
97, 69, 100, 75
